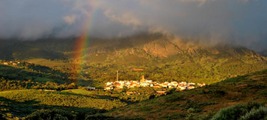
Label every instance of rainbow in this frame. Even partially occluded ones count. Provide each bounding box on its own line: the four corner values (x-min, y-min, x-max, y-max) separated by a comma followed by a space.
72, 1, 98, 80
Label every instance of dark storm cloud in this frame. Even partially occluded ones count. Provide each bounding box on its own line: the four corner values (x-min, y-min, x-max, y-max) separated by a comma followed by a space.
0, 0, 266, 50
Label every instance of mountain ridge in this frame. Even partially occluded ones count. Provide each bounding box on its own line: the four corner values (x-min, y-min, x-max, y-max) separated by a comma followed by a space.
0, 33, 265, 62
0, 33, 266, 84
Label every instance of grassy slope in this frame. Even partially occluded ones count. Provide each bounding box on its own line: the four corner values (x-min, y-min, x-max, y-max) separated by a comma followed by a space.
107, 69, 267, 120
0, 89, 126, 118
0, 63, 69, 84
26, 58, 70, 72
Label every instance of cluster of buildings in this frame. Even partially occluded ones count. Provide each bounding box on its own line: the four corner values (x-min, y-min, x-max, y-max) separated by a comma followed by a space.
0, 60, 21, 66
104, 76, 206, 91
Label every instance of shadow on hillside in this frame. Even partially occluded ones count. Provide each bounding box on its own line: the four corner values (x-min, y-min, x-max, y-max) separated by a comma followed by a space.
0, 64, 69, 84
0, 96, 106, 118
0, 40, 67, 60
57, 91, 136, 104
0, 33, 164, 60
0, 96, 40, 117
57, 91, 121, 101
76, 79, 94, 87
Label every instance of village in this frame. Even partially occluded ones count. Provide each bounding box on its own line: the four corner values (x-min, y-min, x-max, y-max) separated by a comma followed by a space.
0, 60, 21, 66
104, 75, 206, 94
1, 60, 206, 95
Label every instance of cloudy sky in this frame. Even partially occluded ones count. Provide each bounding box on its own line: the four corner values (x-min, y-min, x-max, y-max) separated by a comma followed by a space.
0, 0, 266, 50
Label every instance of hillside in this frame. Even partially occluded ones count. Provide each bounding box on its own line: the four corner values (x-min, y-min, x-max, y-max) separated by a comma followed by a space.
0, 34, 266, 119
0, 89, 126, 119
107, 69, 267, 119
71, 33, 267, 84
0, 40, 67, 60
1, 33, 265, 63
0, 69, 266, 119
0, 61, 74, 91
0, 33, 267, 85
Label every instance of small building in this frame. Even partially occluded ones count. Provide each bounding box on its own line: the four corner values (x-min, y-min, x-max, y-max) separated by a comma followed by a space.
197, 83, 206, 87
146, 80, 153, 83
114, 82, 124, 89
188, 82, 196, 86
104, 86, 113, 90
106, 82, 113, 86
177, 86, 187, 91
160, 82, 169, 88
129, 81, 139, 88
179, 82, 187, 86
104, 86, 113, 91
153, 85, 161, 89
156, 91, 167, 95
187, 86, 195, 90
140, 82, 150, 87
170, 81, 178, 87
85, 86, 96, 90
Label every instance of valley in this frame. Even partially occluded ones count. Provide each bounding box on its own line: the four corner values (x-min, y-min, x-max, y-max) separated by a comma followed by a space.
1, 1, 267, 119
0, 33, 266, 119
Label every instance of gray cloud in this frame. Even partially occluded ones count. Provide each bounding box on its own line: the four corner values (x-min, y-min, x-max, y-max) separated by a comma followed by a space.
0, 0, 266, 50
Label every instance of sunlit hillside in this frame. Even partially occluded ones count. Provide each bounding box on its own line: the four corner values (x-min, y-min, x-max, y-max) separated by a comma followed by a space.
1, 0, 267, 119
0, 34, 266, 119
107, 69, 267, 119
